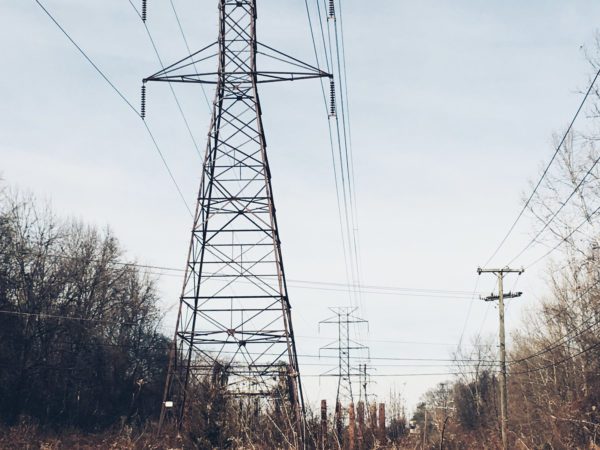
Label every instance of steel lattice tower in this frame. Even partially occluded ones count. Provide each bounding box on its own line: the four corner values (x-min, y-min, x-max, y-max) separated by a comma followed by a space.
319, 307, 369, 408
145, 0, 329, 442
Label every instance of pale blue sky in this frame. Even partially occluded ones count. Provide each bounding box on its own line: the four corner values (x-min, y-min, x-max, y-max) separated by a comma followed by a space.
2, 0, 600, 411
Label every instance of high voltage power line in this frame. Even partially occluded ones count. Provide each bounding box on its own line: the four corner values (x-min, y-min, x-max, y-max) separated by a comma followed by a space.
165, 0, 212, 111
32, 0, 193, 217
127, 0, 204, 159
304, 1, 365, 330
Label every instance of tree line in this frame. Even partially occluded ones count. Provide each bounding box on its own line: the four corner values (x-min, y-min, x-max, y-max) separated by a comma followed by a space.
0, 189, 169, 430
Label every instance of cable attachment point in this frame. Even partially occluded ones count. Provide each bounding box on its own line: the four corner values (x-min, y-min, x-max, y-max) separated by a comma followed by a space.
329, 78, 336, 117
328, 0, 335, 20
141, 84, 147, 119
142, 0, 147, 22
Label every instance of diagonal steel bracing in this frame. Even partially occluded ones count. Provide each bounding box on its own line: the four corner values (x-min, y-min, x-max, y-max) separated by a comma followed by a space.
147, 0, 330, 444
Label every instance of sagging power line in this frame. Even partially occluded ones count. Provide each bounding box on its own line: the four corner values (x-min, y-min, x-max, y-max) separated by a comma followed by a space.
483, 65, 600, 267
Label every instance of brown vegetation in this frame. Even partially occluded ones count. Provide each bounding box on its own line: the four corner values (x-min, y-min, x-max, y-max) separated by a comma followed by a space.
0, 189, 168, 432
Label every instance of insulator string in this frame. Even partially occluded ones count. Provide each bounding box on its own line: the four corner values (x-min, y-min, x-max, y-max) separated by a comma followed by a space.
329, 79, 336, 117
141, 84, 146, 119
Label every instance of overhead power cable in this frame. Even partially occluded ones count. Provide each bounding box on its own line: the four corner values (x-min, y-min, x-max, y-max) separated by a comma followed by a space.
508, 150, 600, 265
526, 201, 600, 267
167, 0, 212, 111
512, 316, 600, 366
0, 309, 140, 327
128, 0, 203, 159
305, 372, 479, 378
317, 0, 367, 350
508, 276, 600, 365
455, 277, 481, 353
304, 1, 356, 318
512, 340, 600, 375
484, 65, 600, 266
305, 1, 364, 324
0, 315, 502, 365
0, 359, 481, 378
33, 0, 137, 115
301, 334, 497, 348
33, 0, 192, 217
8, 247, 481, 299
332, 0, 363, 315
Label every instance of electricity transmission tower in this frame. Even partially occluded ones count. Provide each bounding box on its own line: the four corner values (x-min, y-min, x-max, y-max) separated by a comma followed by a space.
319, 307, 369, 408
145, 0, 330, 442
477, 267, 524, 450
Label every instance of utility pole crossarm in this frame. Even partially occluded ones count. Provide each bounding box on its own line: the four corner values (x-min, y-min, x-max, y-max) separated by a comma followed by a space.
482, 291, 522, 301
477, 267, 524, 275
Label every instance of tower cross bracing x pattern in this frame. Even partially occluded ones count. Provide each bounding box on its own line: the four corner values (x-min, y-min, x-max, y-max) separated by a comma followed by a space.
319, 307, 369, 407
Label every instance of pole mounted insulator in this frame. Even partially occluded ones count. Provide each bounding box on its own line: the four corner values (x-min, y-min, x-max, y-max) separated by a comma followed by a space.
328, 0, 335, 19
329, 78, 336, 117
141, 84, 146, 119
142, 0, 147, 22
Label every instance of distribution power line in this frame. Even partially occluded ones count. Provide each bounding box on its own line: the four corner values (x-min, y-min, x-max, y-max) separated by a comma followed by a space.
484, 65, 600, 267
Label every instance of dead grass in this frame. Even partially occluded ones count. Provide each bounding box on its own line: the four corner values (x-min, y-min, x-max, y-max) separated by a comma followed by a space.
0, 420, 168, 450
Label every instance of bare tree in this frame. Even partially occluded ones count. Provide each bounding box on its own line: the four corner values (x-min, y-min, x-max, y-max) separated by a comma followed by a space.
0, 189, 169, 429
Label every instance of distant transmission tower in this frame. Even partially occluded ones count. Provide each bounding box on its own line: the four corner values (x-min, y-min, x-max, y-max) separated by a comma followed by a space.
145, 0, 330, 442
319, 307, 369, 408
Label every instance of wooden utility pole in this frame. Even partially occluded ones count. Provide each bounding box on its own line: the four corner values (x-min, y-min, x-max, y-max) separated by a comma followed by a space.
477, 267, 524, 450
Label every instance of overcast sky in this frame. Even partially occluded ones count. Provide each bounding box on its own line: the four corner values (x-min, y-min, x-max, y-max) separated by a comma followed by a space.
3, 0, 600, 413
